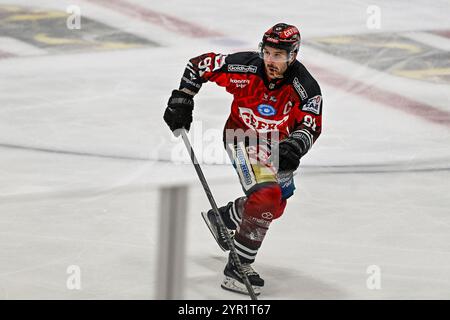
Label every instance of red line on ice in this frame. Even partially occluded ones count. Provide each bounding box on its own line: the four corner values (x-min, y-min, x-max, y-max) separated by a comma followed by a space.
0, 50, 14, 59
430, 29, 450, 39
88, 0, 224, 38
309, 65, 450, 128
86, 1, 450, 128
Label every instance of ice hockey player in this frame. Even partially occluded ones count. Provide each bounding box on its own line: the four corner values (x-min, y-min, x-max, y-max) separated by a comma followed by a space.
163, 23, 322, 295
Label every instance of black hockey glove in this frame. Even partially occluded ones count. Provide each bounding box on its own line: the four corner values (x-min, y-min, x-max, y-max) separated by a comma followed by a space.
278, 133, 308, 172
163, 89, 194, 133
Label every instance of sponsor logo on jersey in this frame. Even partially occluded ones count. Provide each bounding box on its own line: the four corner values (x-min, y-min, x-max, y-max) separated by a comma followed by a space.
293, 77, 308, 100
239, 107, 289, 133
261, 212, 273, 220
302, 95, 322, 115
230, 78, 250, 88
262, 94, 277, 102
257, 104, 276, 116
250, 216, 271, 227
228, 64, 257, 73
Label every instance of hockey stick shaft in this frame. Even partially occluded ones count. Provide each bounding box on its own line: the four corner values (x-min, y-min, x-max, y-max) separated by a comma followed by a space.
180, 129, 258, 300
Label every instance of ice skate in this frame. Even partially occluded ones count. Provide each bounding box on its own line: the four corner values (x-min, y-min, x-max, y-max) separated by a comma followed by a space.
220, 256, 264, 296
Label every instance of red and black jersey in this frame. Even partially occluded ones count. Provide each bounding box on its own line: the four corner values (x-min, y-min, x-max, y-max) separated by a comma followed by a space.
179, 51, 322, 153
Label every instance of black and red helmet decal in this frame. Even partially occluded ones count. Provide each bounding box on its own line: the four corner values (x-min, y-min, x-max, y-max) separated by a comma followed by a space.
262, 23, 301, 53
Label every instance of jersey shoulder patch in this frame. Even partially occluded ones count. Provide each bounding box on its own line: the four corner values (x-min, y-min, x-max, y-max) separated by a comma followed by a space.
301, 95, 322, 115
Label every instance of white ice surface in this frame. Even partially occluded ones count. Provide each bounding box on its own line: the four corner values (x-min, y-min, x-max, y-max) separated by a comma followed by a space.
0, 0, 449, 299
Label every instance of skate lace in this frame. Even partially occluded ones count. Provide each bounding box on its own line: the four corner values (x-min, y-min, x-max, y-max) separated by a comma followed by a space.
219, 229, 233, 240
241, 264, 258, 277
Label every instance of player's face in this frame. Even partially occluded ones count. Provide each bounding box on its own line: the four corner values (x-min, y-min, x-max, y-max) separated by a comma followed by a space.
262, 46, 290, 79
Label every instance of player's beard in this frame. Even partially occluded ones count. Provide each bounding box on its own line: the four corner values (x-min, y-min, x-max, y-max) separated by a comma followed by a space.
265, 63, 284, 80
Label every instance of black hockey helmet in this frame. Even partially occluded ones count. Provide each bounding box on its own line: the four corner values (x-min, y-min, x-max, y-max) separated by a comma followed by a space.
259, 23, 301, 62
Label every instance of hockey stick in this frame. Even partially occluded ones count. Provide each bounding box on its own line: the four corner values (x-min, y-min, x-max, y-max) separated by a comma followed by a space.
179, 129, 258, 300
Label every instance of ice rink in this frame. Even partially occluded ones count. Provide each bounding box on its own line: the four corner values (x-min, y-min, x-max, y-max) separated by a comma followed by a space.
0, 0, 449, 299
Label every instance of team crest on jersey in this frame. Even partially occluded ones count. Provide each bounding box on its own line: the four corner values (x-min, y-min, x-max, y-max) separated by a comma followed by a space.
301, 95, 322, 115
257, 104, 276, 116
239, 107, 289, 133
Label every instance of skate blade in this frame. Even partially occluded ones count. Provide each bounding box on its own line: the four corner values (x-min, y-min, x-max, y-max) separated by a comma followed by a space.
221, 276, 261, 296
201, 211, 228, 252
